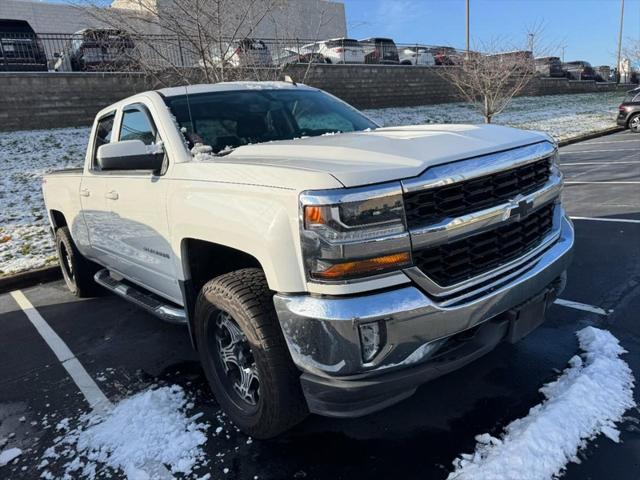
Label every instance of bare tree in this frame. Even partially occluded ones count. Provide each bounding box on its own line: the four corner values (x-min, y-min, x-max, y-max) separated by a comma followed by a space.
81, 0, 287, 86
624, 38, 640, 68
80, 0, 337, 87
438, 39, 537, 123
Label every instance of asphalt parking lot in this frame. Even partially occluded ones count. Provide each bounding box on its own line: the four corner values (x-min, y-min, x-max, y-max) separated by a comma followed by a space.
1, 131, 639, 479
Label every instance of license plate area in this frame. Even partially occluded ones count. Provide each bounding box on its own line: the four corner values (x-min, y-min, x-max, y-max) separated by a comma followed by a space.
505, 292, 548, 343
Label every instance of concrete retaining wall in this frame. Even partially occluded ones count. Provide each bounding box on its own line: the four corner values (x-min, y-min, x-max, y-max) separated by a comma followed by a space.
0, 66, 633, 131
0, 73, 148, 131
285, 64, 630, 109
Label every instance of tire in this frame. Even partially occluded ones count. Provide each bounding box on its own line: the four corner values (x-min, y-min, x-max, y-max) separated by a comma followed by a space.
194, 268, 307, 438
628, 113, 640, 133
55, 226, 99, 298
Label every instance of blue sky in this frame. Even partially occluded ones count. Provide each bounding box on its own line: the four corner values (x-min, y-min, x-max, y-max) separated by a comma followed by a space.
342, 0, 640, 67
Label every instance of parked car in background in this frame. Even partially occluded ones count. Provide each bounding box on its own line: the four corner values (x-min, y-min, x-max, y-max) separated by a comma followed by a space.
429, 46, 460, 66
272, 47, 328, 66
595, 65, 612, 82
303, 38, 365, 64
0, 19, 47, 71
360, 37, 399, 64
534, 57, 565, 78
229, 38, 272, 67
488, 50, 535, 73
54, 29, 136, 72
205, 38, 273, 68
617, 87, 640, 133
563, 61, 596, 81
399, 45, 435, 66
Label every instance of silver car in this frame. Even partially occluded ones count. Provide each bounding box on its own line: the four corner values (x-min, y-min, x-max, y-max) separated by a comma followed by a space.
399, 46, 436, 66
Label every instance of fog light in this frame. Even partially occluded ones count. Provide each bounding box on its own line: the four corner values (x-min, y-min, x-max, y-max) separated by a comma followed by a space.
359, 321, 383, 362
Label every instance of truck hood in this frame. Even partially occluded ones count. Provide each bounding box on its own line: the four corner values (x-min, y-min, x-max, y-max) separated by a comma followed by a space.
224, 124, 551, 188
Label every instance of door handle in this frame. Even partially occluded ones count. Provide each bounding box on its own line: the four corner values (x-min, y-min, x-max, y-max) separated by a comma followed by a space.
105, 190, 119, 200
80, 188, 90, 197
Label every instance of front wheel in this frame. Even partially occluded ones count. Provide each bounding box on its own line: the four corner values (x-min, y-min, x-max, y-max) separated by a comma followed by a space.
194, 268, 307, 438
628, 113, 640, 133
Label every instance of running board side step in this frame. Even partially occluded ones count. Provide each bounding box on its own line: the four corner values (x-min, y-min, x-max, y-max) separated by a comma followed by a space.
94, 269, 187, 325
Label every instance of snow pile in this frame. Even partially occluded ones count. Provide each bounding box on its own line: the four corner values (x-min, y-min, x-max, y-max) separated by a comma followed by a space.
39, 385, 209, 479
190, 142, 214, 162
0, 447, 22, 467
447, 326, 636, 480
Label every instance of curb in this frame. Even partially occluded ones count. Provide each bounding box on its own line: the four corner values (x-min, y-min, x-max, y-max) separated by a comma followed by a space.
557, 126, 624, 147
0, 265, 61, 294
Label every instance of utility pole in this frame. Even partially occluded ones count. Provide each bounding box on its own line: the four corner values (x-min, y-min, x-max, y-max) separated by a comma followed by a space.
616, 0, 625, 83
466, 0, 470, 58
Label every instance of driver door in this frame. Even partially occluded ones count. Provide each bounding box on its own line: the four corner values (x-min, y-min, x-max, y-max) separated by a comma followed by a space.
101, 103, 180, 303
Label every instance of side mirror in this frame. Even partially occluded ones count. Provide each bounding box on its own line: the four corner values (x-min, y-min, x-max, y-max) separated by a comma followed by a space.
97, 140, 164, 172
53, 52, 61, 58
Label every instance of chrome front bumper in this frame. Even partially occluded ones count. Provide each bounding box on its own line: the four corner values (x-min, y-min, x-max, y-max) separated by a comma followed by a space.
274, 213, 574, 379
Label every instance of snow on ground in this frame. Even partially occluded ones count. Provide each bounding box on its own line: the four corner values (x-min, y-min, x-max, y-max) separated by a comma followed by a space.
0, 92, 622, 277
38, 385, 209, 479
0, 127, 89, 275
0, 447, 22, 466
364, 91, 622, 142
447, 326, 636, 480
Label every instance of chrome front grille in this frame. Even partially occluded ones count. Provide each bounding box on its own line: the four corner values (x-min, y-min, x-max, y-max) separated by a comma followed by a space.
404, 157, 552, 229
401, 141, 562, 298
412, 203, 555, 287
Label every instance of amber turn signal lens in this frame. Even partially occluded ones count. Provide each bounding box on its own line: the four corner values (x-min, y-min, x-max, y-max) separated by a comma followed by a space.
304, 205, 325, 225
312, 252, 411, 280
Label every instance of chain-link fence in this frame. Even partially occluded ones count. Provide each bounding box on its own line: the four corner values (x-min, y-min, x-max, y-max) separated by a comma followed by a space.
0, 31, 468, 73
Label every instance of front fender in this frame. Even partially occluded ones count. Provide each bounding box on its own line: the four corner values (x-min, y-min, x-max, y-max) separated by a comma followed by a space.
166, 180, 307, 293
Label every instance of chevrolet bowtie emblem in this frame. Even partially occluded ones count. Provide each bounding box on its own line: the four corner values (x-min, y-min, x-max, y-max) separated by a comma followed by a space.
510, 198, 535, 218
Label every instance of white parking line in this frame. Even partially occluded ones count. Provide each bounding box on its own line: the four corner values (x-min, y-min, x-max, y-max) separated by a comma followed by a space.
560, 149, 640, 154
554, 298, 609, 316
580, 139, 640, 145
9, 290, 173, 479
565, 181, 640, 185
560, 161, 640, 166
10, 290, 111, 415
570, 216, 640, 224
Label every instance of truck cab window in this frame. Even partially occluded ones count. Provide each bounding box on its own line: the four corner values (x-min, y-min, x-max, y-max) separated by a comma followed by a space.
93, 113, 115, 161
120, 109, 157, 145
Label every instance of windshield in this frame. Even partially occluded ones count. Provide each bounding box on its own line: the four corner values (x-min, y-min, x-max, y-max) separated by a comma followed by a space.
163, 89, 377, 154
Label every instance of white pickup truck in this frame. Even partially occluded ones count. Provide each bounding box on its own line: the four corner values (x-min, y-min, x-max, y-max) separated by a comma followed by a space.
43, 81, 574, 438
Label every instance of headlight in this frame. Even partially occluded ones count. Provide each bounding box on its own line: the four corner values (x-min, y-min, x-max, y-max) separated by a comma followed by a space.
300, 183, 412, 282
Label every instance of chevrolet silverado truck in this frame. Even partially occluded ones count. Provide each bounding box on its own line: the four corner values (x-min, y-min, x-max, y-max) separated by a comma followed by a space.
42, 81, 574, 438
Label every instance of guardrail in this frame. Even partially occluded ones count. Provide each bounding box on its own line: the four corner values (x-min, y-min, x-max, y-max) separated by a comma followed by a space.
0, 32, 467, 73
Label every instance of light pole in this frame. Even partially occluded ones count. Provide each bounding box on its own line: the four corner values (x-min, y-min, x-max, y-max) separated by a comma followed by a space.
616, 0, 625, 83
466, 0, 470, 58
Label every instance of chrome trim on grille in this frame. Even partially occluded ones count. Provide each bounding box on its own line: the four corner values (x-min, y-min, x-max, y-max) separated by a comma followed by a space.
401, 141, 557, 194
404, 204, 563, 297
409, 168, 563, 249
